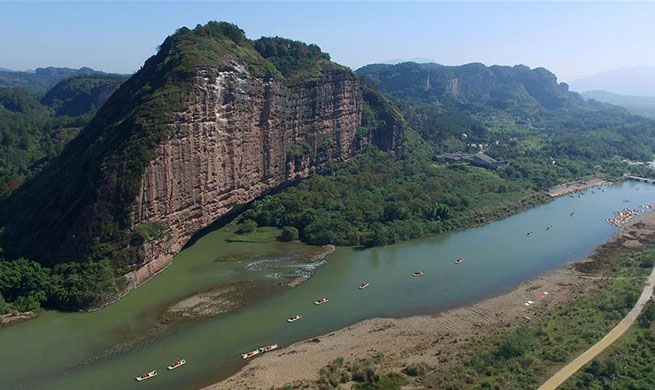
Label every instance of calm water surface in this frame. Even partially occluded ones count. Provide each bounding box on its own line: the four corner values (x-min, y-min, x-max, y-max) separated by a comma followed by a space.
1, 181, 654, 390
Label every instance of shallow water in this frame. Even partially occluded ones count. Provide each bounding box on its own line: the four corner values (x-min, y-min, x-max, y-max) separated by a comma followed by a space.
1, 181, 653, 390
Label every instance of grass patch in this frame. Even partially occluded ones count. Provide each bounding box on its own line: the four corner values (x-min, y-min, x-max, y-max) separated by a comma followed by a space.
226, 226, 282, 243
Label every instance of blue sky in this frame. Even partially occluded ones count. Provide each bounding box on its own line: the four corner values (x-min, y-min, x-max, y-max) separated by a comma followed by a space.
1, 1, 654, 82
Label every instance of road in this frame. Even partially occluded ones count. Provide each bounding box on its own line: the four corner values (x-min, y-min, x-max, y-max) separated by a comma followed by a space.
537, 264, 655, 390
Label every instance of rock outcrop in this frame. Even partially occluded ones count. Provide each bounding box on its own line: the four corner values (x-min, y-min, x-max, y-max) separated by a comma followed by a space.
129, 66, 365, 285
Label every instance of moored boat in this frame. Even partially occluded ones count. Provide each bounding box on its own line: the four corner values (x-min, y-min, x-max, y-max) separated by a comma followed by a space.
412, 271, 424, 277
135, 370, 157, 381
241, 349, 261, 360
259, 344, 279, 353
167, 359, 186, 370
287, 314, 302, 323
359, 282, 369, 289
314, 297, 329, 305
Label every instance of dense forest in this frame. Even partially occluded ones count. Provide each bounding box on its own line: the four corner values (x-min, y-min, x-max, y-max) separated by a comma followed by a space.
237, 146, 545, 247
0, 74, 126, 197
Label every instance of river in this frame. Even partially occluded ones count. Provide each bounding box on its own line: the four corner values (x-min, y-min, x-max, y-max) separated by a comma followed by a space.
1, 180, 653, 390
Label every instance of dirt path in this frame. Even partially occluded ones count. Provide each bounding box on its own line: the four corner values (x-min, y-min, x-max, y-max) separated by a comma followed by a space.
537, 264, 655, 390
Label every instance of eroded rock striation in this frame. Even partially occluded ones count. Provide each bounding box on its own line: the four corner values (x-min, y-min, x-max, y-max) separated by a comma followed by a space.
131, 67, 368, 285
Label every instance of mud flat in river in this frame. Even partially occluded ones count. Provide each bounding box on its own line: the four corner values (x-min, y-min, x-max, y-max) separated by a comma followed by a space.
204, 212, 655, 390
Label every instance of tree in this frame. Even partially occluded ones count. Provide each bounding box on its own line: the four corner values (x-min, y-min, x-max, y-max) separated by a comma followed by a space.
0, 292, 8, 314
236, 219, 257, 234
280, 226, 299, 242
639, 299, 655, 328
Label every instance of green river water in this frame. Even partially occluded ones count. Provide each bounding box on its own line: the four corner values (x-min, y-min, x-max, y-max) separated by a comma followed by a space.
1, 181, 654, 390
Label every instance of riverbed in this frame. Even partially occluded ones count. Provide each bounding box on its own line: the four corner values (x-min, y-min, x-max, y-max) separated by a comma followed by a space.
1, 180, 653, 390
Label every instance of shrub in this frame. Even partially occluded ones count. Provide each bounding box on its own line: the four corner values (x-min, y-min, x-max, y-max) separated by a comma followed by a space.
496, 326, 534, 359
280, 226, 299, 242
0, 292, 8, 314
236, 219, 257, 234
404, 363, 425, 377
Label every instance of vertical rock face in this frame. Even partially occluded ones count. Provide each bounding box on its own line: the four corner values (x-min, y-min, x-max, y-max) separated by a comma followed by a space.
128, 66, 364, 285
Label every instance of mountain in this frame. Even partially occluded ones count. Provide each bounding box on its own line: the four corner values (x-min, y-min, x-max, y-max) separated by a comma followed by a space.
356, 62, 585, 111
568, 66, 655, 96
0, 66, 110, 95
581, 90, 655, 119
0, 22, 403, 295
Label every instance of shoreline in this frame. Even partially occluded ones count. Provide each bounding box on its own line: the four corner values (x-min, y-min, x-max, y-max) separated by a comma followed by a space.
548, 176, 611, 197
203, 210, 655, 390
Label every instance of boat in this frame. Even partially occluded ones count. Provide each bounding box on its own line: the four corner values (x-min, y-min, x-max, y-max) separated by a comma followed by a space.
412, 271, 424, 277
167, 359, 187, 370
314, 297, 329, 305
526, 232, 533, 237
241, 349, 261, 360
287, 314, 302, 323
359, 282, 369, 289
545, 225, 552, 231
455, 257, 463, 264
259, 344, 279, 353
569, 212, 575, 217
135, 370, 157, 381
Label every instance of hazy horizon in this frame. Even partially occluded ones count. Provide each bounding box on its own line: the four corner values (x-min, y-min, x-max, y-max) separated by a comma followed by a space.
2, 1, 655, 84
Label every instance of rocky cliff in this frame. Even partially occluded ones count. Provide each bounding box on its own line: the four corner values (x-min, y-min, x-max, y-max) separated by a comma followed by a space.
0, 22, 403, 289
129, 66, 365, 285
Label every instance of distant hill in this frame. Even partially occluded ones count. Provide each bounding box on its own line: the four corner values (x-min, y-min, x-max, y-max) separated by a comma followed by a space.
356, 62, 585, 111
568, 66, 655, 96
377, 57, 437, 65
0, 67, 115, 95
0, 74, 126, 197
581, 90, 655, 119
41, 74, 127, 116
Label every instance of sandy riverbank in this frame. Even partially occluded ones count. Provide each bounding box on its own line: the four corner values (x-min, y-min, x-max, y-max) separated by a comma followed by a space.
548, 177, 611, 197
203, 211, 655, 390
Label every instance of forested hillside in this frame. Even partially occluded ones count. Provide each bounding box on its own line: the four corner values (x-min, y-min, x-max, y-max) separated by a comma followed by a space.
0, 66, 110, 95
0, 74, 126, 197
355, 62, 655, 187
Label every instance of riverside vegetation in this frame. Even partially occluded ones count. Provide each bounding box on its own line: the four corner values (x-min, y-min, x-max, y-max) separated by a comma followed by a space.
403, 233, 655, 389
3, 21, 655, 316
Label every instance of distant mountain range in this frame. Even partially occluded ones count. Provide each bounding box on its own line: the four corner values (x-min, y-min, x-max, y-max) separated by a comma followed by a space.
568, 66, 655, 97
581, 90, 655, 119
376, 57, 437, 65
0, 66, 118, 95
